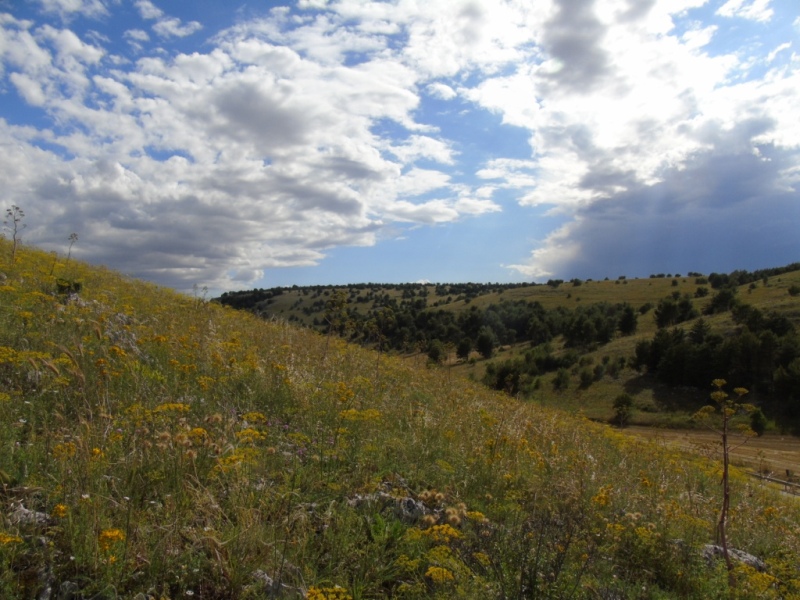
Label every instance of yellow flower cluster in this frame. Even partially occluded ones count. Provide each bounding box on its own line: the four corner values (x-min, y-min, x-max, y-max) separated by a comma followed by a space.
421, 524, 462, 544
187, 427, 209, 445
52, 442, 77, 460
306, 585, 352, 600
338, 408, 381, 422
591, 485, 612, 507
98, 528, 125, 551
241, 411, 267, 424
153, 402, 191, 414
0, 532, 23, 545
51, 504, 68, 518
335, 382, 354, 404
214, 448, 258, 474
236, 428, 267, 444
424, 565, 455, 584
395, 554, 421, 573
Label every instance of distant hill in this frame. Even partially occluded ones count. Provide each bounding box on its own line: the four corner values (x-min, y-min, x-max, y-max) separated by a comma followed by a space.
219, 264, 800, 431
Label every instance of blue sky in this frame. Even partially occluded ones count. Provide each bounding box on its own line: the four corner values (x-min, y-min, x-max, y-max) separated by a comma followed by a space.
1, 0, 798, 292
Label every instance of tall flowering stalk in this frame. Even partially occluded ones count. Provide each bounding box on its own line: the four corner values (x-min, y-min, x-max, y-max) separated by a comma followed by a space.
693, 379, 756, 587
3, 205, 25, 264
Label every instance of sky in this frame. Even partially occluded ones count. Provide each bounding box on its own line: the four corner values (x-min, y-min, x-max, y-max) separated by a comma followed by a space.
0, 0, 798, 293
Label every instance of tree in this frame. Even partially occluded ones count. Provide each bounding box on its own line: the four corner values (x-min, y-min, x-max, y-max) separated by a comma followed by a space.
456, 338, 472, 361
552, 368, 570, 391
750, 408, 768, 436
476, 327, 496, 359
427, 339, 445, 364
612, 393, 634, 427
617, 303, 638, 335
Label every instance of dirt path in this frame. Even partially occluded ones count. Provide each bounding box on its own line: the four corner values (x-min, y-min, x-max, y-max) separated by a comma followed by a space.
623, 426, 800, 480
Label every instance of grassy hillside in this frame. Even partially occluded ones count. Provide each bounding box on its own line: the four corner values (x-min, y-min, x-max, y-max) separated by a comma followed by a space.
2, 240, 800, 598
221, 270, 800, 432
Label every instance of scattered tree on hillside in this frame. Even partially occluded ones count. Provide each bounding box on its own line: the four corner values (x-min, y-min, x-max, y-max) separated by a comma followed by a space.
617, 303, 638, 335
476, 327, 496, 359
612, 393, 634, 427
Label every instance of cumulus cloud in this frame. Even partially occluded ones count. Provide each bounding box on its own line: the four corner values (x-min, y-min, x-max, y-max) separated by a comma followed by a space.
716, 0, 774, 23
0, 5, 507, 291
134, 0, 202, 39
152, 18, 202, 39
36, 0, 108, 19
427, 82, 457, 100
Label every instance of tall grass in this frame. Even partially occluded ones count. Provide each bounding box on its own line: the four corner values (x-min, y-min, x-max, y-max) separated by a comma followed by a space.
1, 239, 799, 598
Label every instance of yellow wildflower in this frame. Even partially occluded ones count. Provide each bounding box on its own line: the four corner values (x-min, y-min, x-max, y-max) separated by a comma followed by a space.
0, 533, 23, 545
153, 402, 190, 414
306, 585, 353, 600
421, 524, 462, 543
241, 411, 267, 424
236, 428, 267, 444
52, 442, 77, 460
425, 566, 455, 584
339, 408, 381, 421
592, 485, 612, 507
187, 427, 209, 445
98, 528, 125, 551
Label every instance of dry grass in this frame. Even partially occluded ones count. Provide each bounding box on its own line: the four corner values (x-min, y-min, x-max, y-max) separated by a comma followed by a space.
624, 427, 800, 477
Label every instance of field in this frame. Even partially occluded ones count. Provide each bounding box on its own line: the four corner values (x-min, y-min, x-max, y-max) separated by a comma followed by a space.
624, 427, 800, 482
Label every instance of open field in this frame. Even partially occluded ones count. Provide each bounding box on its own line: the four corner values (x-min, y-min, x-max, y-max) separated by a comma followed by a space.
624, 426, 800, 478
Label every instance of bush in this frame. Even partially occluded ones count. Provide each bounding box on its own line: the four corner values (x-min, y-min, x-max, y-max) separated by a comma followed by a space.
552, 368, 570, 391
612, 393, 634, 427
750, 408, 768, 436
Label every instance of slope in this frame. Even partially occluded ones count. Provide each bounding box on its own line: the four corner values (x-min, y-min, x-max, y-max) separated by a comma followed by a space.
1, 240, 799, 598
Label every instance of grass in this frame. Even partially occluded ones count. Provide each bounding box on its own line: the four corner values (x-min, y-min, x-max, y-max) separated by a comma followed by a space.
2, 239, 800, 598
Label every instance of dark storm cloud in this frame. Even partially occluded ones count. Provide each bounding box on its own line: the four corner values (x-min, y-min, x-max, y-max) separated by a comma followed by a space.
540, 0, 612, 93
551, 124, 800, 278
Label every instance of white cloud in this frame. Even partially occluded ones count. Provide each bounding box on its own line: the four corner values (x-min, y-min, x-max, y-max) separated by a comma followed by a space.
716, 0, 774, 23
507, 222, 581, 280
454, 196, 501, 215
36, 0, 108, 19
1, 0, 797, 289
426, 82, 456, 100
681, 25, 717, 50
134, 0, 163, 20
9, 72, 47, 105
476, 159, 538, 188
766, 42, 791, 62
394, 168, 451, 197
153, 18, 202, 39
124, 28, 149, 51
385, 199, 459, 224
389, 135, 455, 165
0, 10, 495, 291
134, 0, 201, 39
125, 29, 149, 42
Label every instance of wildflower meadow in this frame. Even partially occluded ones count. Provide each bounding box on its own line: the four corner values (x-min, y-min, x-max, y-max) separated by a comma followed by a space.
1, 237, 800, 598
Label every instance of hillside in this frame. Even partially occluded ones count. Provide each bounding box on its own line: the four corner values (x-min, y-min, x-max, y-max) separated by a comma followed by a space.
2, 239, 800, 598
219, 267, 800, 432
